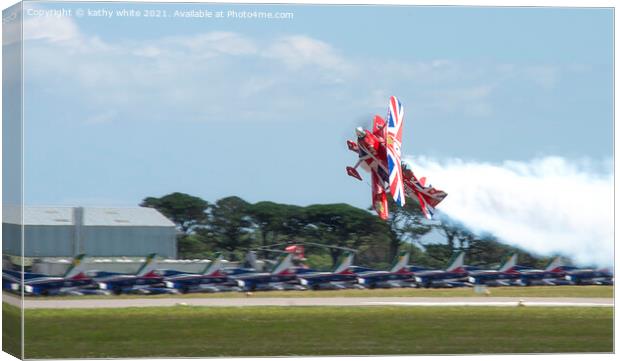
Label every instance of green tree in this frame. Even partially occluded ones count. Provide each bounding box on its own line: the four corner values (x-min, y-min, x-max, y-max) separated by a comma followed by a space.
199, 196, 254, 255
141, 192, 210, 259
247, 202, 306, 255
177, 234, 211, 259
422, 243, 456, 269
432, 216, 475, 253
304, 204, 389, 266
141, 192, 209, 233
383, 199, 433, 261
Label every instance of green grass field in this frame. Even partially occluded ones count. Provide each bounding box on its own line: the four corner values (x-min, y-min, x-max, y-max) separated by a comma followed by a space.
3, 303, 612, 358
2, 303, 21, 358
35, 285, 613, 300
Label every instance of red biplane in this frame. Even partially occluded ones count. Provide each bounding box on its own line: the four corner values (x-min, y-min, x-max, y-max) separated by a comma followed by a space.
346, 96, 447, 220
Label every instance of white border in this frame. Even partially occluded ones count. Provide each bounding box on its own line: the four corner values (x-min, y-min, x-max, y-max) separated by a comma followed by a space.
0, 1, 616, 361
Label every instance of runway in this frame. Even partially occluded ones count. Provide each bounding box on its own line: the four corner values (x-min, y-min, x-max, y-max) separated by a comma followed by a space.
3, 294, 613, 309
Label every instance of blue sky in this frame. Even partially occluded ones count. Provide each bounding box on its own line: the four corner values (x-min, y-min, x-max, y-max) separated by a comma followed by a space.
16, 2, 613, 210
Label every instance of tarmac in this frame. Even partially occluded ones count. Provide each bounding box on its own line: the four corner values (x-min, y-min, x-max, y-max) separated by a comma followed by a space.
2, 294, 613, 309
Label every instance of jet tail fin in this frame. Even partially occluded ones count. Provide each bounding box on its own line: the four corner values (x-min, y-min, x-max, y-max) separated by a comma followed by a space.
203, 253, 225, 276
271, 253, 294, 275
545, 256, 564, 272
64, 254, 88, 279
498, 253, 518, 273
245, 251, 258, 269
135, 253, 158, 277
333, 252, 355, 274
446, 251, 465, 272
389, 251, 410, 273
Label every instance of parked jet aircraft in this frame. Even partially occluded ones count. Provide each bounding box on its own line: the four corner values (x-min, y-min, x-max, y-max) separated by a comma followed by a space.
346, 96, 447, 219
564, 268, 613, 285
94, 254, 175, 294
516, 257, 575, 286
467, 254, 526, 286
2, 268, 48, 292
163, 254, 231, 293
295, 252, 362, 290
356, 251, 416, 288
413, 252, 470, 288
18, 254, 92, 296
231, 253, 304, 291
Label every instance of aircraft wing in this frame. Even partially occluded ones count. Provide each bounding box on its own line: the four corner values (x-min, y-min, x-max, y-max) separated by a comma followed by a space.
402, 166, 447, 219
421, 187, 447, 209
411, 186, 448, 219
371, 171, 389, 220
386, 96, 405, 206
372, 115, 386, 138
415, 191, 433, 220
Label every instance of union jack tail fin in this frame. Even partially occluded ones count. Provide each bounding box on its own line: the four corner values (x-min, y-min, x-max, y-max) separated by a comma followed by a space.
333, 252, 355, 274
386, 96, 405, 207
446, 251, 465, 272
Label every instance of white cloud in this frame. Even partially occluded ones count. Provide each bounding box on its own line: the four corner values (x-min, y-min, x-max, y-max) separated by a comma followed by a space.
403, 155, 613, 267
523, 65, 559, 89
20, 15, 591, 129
161, 31, 258, 58
84, 110, 117, 125
263, 35, 352, 73
23, 15, 80, 43
428, 84, 495, 117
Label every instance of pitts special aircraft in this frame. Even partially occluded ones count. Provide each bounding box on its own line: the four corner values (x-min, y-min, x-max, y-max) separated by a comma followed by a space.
346, 96, 447, 220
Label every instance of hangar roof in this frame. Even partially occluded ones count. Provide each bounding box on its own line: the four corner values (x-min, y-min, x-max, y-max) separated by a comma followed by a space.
2, 206, 176, 227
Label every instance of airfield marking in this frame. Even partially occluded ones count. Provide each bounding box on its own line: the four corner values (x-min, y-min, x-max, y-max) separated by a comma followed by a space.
364, 301, 613, 307
2, 294, 613, 309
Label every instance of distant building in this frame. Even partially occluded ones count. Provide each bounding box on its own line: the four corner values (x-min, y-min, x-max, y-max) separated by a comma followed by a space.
2, 206, 178, 259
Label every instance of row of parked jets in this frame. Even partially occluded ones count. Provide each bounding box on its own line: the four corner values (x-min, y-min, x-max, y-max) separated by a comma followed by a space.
2, 251, 613, 296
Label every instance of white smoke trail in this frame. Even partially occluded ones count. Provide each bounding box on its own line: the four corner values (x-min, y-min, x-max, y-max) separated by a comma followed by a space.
403, 156, 614, 267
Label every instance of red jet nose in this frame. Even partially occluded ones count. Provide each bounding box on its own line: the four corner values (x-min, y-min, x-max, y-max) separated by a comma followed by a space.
346, 166, 362, 181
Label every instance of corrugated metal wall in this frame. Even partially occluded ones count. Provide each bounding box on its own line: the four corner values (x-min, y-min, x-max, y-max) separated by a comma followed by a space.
2, 223, 177, 258
82, 226, 177, 258
2, 223, 21, 255
25, 225, 75, 257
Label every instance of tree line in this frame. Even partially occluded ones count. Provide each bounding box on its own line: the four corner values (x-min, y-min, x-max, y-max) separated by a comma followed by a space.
141, 192, 555, 270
